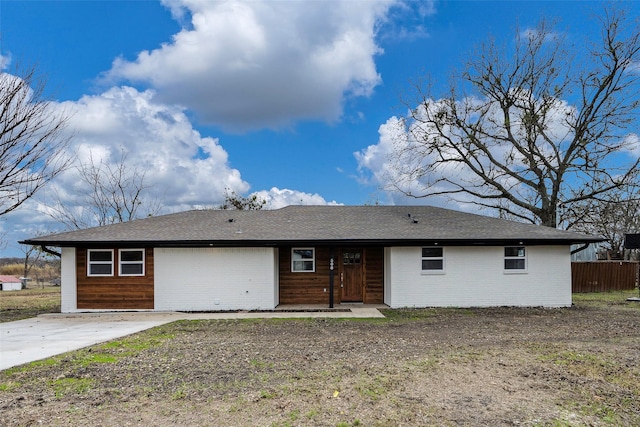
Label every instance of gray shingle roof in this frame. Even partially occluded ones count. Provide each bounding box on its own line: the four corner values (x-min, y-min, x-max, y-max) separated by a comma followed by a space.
22, 205, 602, 247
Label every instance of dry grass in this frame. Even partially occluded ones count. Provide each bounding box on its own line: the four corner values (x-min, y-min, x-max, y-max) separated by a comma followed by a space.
0, 286, 61, 322
0, 262, 60, 283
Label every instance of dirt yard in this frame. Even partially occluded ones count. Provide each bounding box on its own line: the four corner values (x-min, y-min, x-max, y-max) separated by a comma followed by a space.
1, 294, 639, 426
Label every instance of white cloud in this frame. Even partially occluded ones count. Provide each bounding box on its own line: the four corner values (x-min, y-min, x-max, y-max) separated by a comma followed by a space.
252, 187, 341, 209
623, 133, 640, 156
354, 94, 585, 212
1, 85, 249, 254
355, 115, 462, 207
378, 0, 435, 42
1, 83, 351, 256
53, 86, 248, 210
0, 53, 11, 70
103, 0, 394, 132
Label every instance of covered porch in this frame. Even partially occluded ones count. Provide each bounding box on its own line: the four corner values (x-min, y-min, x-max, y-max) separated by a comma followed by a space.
278, 246, 385, 306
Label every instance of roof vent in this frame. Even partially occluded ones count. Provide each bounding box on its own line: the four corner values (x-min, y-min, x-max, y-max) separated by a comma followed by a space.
228, 218, 235, 223
407, 213, 419, 224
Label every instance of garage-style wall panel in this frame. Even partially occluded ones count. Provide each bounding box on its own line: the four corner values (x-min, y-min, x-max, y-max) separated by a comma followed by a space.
154, 247, 276, 311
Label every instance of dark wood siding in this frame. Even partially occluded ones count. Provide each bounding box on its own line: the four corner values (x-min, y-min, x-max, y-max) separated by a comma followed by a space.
77, 248, 154, 309
363, 247, 384, 304
279, 246, 335, 304
278, 246, 384, 305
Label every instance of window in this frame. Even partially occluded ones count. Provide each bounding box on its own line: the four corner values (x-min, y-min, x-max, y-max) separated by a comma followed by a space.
504, 246, 527, 271
119, 249, 145, 276
87, 250, 114, 276
292, 248, 315, 272
421, 247, 444, 273
343, 252, 361, 265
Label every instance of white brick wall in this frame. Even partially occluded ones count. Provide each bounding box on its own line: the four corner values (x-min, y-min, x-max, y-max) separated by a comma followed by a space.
60, 244, 571, 312
154, 247, 277, 311
385, 245, 572, 308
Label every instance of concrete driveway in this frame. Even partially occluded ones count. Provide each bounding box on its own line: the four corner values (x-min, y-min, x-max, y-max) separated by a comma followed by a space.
0, 308, 384, 371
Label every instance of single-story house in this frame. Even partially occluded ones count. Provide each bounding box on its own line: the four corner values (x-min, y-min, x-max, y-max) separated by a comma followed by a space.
21, 205, 602, 312
0, 275, 23, 291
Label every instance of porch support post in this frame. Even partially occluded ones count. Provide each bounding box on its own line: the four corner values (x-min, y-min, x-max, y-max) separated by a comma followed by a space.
329, 247, 335, 308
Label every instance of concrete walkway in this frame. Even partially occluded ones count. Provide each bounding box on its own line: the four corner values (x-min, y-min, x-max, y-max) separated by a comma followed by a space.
0, 308, 384, 371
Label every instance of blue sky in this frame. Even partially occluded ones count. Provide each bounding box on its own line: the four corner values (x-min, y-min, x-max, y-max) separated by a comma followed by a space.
1, 0, 639, 257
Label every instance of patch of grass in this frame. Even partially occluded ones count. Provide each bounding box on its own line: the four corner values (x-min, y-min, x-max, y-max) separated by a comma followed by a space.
379, 308, 438, 321
3, 327, 176, 383
4, 356, 61, 375
380, 307, 475, 322
554, 400, 620, 425
259, 389, 275, 399
537, 345, 637, 385
0, 380, 21, 392
74, 352, 119, 367
172, 386, 187, 400
249, 358, 274, 370
227, 396, 247, 413
535, 343, 640, 424
408, 357, 439, 371
50, 377, 93, 398
287, 409, 300, 422
305, 408, 320, 419
539, 349, 611, 369
263, 317, 315, 324
97, 331, 175, 355
572, 290, 640, 309
355, 374, 392, 401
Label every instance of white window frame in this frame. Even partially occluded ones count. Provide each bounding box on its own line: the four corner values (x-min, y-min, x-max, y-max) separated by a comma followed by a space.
291, 248, 315, 272
87, 249, 114, 277
504, 246, 527, 273
421, 246, 445, 274
119, 249, 145, 276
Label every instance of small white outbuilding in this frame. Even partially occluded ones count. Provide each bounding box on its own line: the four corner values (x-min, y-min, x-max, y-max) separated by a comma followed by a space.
0, 275, 22, 291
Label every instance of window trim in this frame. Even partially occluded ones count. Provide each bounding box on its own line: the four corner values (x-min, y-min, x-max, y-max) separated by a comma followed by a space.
504, 246, 527, 273
291, 247, 315, 273
421, 246, 445, 275
119, 249, 146, 276
87, 249, 114, 277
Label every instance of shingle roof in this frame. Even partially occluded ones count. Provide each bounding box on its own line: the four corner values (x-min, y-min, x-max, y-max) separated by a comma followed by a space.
0, 275, 21, 283
21, 205, 602, 247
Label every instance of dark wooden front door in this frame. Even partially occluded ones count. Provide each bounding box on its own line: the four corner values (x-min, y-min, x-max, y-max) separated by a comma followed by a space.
342, 250, 363, 302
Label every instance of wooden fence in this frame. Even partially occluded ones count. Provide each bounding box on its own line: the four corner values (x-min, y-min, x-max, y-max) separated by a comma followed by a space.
571, 261, 639, 293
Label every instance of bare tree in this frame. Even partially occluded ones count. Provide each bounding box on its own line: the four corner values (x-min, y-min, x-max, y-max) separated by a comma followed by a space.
48, 151, 162, 229
0, 63, 71, 217
569, 186, 640, 258
391, 7, 640, 228
19, 242, 43, 288
220, 188, 266, 210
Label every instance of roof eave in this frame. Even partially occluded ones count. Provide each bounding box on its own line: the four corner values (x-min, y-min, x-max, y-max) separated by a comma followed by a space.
21, 236, 605, 248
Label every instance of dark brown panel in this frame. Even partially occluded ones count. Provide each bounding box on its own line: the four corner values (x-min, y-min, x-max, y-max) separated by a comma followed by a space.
363, 247, 384, 304
279, 246, 385, 305
279, 246, 336, 304
76, 248, 154, 309
571, 261, 639, 293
